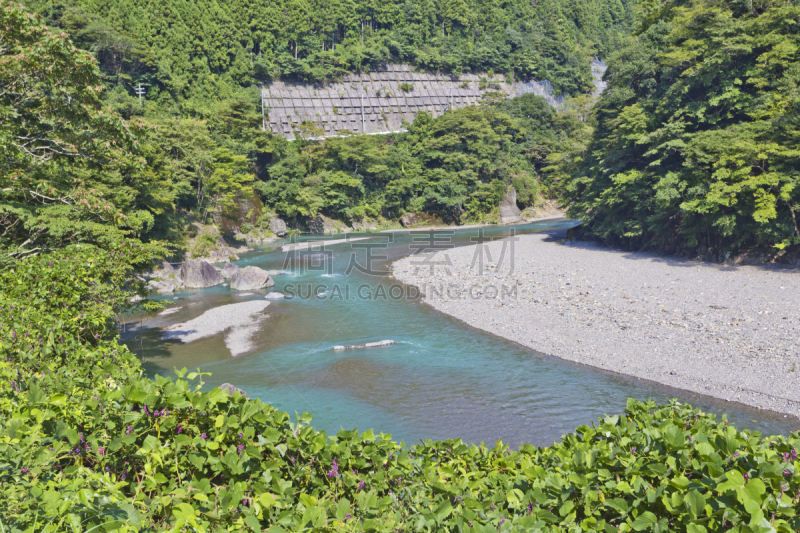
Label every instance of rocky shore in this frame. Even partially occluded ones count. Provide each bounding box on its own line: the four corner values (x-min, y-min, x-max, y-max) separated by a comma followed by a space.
392, 228, 800, 418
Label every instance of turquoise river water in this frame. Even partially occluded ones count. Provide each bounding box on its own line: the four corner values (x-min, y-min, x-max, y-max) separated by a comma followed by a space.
130, 219, 797, 447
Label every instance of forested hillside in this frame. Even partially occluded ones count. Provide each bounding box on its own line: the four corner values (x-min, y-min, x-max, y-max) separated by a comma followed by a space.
557, 0, 800, 260
24, 0, 634, 105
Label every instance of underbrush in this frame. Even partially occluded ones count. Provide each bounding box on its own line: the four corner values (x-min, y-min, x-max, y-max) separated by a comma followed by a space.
1, 243, 798, 532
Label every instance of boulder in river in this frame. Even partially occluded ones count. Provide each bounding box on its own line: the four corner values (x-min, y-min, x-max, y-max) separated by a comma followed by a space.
219, 383, 249, 399
148, 279, 180, 293
269, 217, 288, 237
265, 292, 285, 300
180, 259, 224, 288
499, 186, 523, 224
230, 266, 275, 291
221, 262, 239, 279
333, 340, 397, 351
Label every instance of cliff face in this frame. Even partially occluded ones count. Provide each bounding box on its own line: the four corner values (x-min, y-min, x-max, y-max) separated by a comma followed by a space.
262, 62, 606, 140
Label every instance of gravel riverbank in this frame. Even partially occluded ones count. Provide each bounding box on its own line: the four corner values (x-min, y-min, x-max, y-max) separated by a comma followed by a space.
392, 228, 800, 418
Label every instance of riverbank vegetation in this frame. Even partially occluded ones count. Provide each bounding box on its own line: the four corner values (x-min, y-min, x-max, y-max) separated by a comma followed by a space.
555, 0, 800, 260
3, 246, 800, 531
3, 0, 800, 530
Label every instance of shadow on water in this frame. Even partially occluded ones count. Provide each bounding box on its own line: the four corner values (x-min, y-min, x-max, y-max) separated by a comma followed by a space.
129, 219, 800, 447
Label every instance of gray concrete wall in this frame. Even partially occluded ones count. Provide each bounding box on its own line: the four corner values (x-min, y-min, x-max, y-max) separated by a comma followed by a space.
262, 62, 606, 140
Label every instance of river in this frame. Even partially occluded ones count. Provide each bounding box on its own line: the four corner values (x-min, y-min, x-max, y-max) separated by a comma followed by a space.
129, 219, 797, 447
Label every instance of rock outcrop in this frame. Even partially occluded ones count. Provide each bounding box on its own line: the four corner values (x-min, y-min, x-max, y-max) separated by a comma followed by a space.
181, 259, 224, 288
147, 260, 178, 279
221, 262, 239, 279
269, 218, 288, 237
309, 214, 340, 234
499, 186, 523, 225
219, 383, 249, 399
399, 213, 422, 228
148, 279, 181, 293
230, 266, 275, 291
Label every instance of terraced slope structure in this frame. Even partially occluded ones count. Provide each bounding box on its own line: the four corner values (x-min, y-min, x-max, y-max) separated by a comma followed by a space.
262, 61, 606, 139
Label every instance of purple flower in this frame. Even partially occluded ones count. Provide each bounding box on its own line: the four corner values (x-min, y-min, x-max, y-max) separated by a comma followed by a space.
499, 516, 505, 526
125, 426, 132, 436
177, 425, 183, 434
688, 436, 693, 442
783, 469, 791, 477
743, 473, 749, 480
98, 446, 104, 456
490, 504, 495, 509
201, 433, 207, 440
242, 498, 249, 506
237, 444, 245, 453
345, 513, 351, 520
238, 432, 243, 438
21, 467, 28, 474
358, 480, 365, 490
631, 447, 636, 454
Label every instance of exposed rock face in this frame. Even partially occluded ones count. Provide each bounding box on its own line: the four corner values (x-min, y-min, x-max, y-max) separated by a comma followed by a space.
499, 186, 523, 224
148, 279, 181, 293
309, 214, 339, 234
230, 266, 275, 291
351, 218, 379, 232
399, 213, 422, 228
269, 218, 288, 237
181, 259, 224, 288
219, 383, 249, 399
221, 262, 239, 279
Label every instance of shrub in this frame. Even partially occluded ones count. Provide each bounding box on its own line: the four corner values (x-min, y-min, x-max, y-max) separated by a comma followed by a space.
2, 244, 799, 532
191, 233, 217, 258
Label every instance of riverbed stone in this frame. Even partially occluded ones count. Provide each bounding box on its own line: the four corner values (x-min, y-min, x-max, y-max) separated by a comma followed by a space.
221, 262, 239, 279
265, 292, 285, 300
230, 266, 275, 290
180, 259, 224, 288
269, 217, 288, 237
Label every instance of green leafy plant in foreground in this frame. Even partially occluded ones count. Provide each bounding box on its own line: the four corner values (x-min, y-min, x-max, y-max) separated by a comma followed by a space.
1, 245, 799, 532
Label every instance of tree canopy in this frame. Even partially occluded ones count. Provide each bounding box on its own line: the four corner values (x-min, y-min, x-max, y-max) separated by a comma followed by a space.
23, 0, 635, 105
558, 0, 800, 259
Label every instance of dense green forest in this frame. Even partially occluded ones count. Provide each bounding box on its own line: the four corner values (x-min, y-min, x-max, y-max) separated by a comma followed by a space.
256, 95, 584, 226
3, 0, 800, 530
24, 0, 632, 103
4, 0, 598, 258
557, 0, 800, 260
